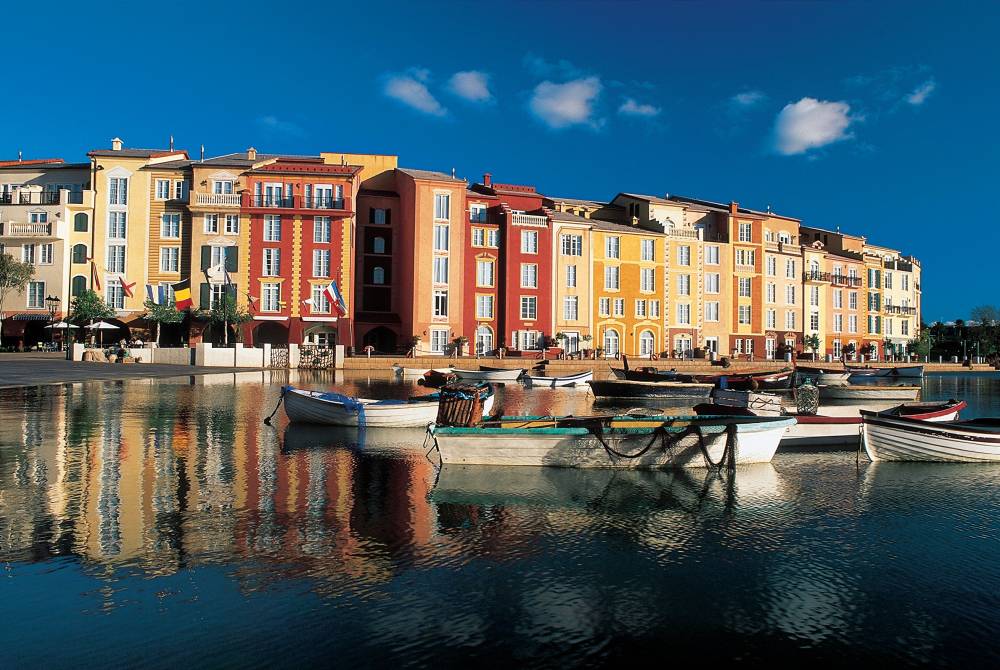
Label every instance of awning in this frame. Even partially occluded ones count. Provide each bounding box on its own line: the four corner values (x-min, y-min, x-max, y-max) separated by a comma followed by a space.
10, 313, 50, 321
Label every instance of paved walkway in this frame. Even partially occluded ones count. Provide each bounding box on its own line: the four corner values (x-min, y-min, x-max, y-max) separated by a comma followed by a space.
0, 352, 263, 389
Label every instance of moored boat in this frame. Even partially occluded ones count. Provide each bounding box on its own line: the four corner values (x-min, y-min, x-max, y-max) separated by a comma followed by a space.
587, 378, 714, 401
846, 366, 893, 378
393, 365, 431, 377
612, 366, 687, 382
282, 384, 494, 427
891, 365, 925, 378
862, 411, 1000, 462
429, 414, 797, 469
794, 367, 851, 386
525, 370, 593, 388
688, 368, 794, 390
820, 384, 920, 401
453, 367, 526, 382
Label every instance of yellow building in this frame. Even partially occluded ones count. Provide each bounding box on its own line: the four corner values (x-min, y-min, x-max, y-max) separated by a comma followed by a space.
549, 210, 594, 354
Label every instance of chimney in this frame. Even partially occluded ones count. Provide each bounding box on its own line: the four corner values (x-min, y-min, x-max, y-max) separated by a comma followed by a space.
17, 150, 22, 162
169, 135, 174, 151
200, 144, 205, 162
247, 147, 257, 161
483, 172, 492, 188
111, 137, 123, 151
451, 167, 456, 178
766, 203, 772, 214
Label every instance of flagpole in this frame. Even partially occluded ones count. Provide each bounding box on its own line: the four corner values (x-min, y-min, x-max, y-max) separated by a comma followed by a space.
222, 248, 229, 346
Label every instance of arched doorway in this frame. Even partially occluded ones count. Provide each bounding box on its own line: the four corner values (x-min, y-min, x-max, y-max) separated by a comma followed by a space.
603, 329, 619, 358
362, 326, 397, 353
638, 330, 655, 357
304, 325, 337, 347
253, 321, 289, 345
475, 325, 494, 355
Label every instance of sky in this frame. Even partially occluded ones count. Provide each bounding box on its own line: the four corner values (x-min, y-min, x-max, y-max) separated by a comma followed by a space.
2, 1, 997, 321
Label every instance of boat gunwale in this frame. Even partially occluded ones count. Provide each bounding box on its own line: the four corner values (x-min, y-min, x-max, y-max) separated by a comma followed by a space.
861, 413, 1000, 440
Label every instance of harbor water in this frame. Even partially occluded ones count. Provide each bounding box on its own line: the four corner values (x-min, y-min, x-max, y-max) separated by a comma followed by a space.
2, 372, 1000, 667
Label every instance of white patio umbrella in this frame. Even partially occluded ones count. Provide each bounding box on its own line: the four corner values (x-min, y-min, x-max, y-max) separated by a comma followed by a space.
44, 321, 79, 330
86, 321, 119, 346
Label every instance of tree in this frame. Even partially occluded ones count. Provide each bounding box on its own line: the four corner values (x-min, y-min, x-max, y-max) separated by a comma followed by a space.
143, 299, 184, 345
970, 305, 1000, 327
196, 296, 251, 345
841, 342, 856, 361
804, 333, 822, 360
908, 331, 931, 359
68, 290, 115, 327
0, 253, 35, 348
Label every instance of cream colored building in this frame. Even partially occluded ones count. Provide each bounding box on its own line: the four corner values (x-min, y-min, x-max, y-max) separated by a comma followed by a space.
549, 210, 594, 354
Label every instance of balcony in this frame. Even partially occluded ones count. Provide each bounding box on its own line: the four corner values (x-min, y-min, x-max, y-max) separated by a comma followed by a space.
831, 274, 863, 287
195, 193, 242, 207
0, 221, 52, 237
883, 305, 918, 316
666, 226, 700, 239
803, 270, 831, 282
246, 194, 351, 211
509, 212, 548, 226
0, 191, 63, 205
734, 263, 756, 274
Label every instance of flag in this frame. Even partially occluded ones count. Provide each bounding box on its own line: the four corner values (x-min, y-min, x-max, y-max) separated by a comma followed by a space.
120, 277, 136, 298
90, 262, 101, 292
323, 281, 347, 317
172, 279, 193, 311
145, 284, 165, 305
302, 298, 315, 306
205, 263, 226, 283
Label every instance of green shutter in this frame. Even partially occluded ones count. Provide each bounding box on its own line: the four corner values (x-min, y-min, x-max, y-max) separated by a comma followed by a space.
226, 283, 237, 299
225, 247, 238, 272
71, 275, 86, 297
73, 213, 88, 232
201, 245, 211, 271
200, 283, 211, 309
72, 244, 86, 264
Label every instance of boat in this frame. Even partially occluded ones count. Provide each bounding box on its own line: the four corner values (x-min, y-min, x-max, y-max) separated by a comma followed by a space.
611, 366, 687, 382
862, 411, 1000, 462
524, 370, 593, 388
846, 366, 892, 378
418, 369, 458, 388
282, 384, 494, 427
891, 365, 925, 378
393, 365, 429, 377
794, 367, 851, 386
687, 368, 795, 390
847, 365, 924, 379
820, 384, 920, 401
452, 367, 526, 382
429, 414, 797, 469
587, 379, 714, 401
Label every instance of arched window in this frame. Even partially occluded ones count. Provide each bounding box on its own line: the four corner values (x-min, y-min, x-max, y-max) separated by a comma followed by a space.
72, 243, 87, 264
71, 275, 87, 297
779, 232, 791, 244
373, 237, 386, 254
73, 212, 88, 232
373, 267, 385, 284
639, 330, 655, 357
476, 325, 493, 355
604, 329, 619, 358
810, 259, 820, 273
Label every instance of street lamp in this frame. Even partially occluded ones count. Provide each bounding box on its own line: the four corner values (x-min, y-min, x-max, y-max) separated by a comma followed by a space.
45, 295, 60, 348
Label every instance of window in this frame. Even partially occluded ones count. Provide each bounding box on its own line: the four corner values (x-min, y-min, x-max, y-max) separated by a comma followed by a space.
677, 303, 691, 325
520, 330, 540, 350
39, 243, 53, 265
310, 285, 331, 313
21, 244, 35, 264
785, 311, 796, 329
613, 298, 624, 317
650, 300, 660, 317
521, 230, 538, 254
106, 283, 124, 310
208, 284, 227, 310
74, 213, 88, 232
210, 246, 227, 268
263, 248, 280, 276
175, 180, 187, 200
635, 299, 646, 317
738, 222, 752, 242
372, 208, 388, 225
372, 267, 385, 285
676, 273, 690, 295
476, 294, 495, 319
885, 272, 893, 289
106, 245, 125, 273
470, 204, 486, 223
29, 211, 47, 226
313, 249, 330, 278
766, 283, 776, 303
264, 215, 281, 241
477, 260, 494, 287
834, 314, 843, 332
108, 211, 127, 238
433, 256, 449, 284
564, 296, 579, 321
707, 301, 720, 322
785, 285, 796, 305
430, 328, 449, 353
204, 213, 219, 234
71, 275, 86, 297
834, 290, 843, 308
706, 273, 720, 294
779, 231, 791, 244
786, 259, 796, 278
810, 285, 820, 307
72, 244, 87, 264
849, 314, 858, 333
262, 283, 280, 312
520, 263, 538, 288
739, 277, 751, 297
155, 179, 171, 199
434, 224, 450, 251
599, 297, 610, 317
705, 245, 720, 265
766, 256, 776, 276
738, 305, 751, 325
766, 308, 776, 328
434, 193, 450, 220
373, 237, 386, 254
561, 234, 583, 256
472, 228, 485, 246
639, 330, 655, 357
677, 245, 690, 266
605, 236, 620, 259
810, 312, 820, 331
108, 177, 127, 205
161, 213, 180, 238
605, 265, 620, 290
604, 329, 619, 357
902, 320, 909, 336
433, 290, 449, 317
27, 281, 44, 308
487, 229, 499, 247
735, 248, 755, 267
642, 268, 657, 292
869, 292, 880, 311
849, 291, 858, 310
902, 275, 910, 291
213, 180, 234, 195
160, 247, 179, 272
566, 265, 577, 288
641, 239, 655, 261
520, 296, 537, 320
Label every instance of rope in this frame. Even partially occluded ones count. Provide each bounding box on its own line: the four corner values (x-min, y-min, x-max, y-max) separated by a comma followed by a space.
262, 386, 288, 425
591, 423, 703, 462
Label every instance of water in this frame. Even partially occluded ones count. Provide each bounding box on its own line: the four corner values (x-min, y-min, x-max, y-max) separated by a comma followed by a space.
2, 372, 1000, 668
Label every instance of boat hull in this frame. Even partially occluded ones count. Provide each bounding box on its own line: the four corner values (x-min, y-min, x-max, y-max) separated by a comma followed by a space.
453, 368, 525, 382
847, 367, 893, 378
525, 370, 593, 388
433, 417, 796, 469
862, 414, 1000, 462
587, 379, 714, 400
820, 385, 920, 401
285, 389, 494, 427
892, 365, 925, 378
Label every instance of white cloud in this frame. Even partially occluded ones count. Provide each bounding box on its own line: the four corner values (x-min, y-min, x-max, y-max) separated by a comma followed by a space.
731, 90, 766, 107
529, 77, 603, 129
618, 98, 660, 117
773, 97, 854, 155
384, 73, 447, 116
449, 71, 493, 103
523, 53, 585, 79
256, 115, 303, 136
906, 79, 936, 105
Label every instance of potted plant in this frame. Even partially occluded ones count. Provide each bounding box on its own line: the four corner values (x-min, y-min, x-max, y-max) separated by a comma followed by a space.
841, 342, 856, 363
407, 335, 421, 358
452, 335, 468, 358
804, 333, 822, 361
581, 333, 593, 358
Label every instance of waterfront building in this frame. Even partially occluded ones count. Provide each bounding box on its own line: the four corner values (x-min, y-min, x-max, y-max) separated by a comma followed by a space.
864, 243, 921, 357
0, 158, 92, 346
548, 208, 595, 356
464, 180, 501, 356
825, 250, 865, 359
802, 243, 828, 359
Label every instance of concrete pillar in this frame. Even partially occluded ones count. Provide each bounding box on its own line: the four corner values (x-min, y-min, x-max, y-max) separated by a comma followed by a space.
334, 344, 345, 369
69, 343, 84, 361
195, 343, 211, 366
289, 343, 300, 368
263, 343, 272, 368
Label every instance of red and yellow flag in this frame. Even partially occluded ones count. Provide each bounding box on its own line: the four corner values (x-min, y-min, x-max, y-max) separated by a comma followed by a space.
172, 278, 192, 311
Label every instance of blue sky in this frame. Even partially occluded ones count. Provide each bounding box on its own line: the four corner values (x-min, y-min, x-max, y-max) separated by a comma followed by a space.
3, 1, 997, 321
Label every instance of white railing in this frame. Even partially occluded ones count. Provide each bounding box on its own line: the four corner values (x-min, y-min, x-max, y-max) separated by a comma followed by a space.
195, 193, 241, 207
509, 212, 548, 226
666, 227, 700, 239
0, 221, 51, 236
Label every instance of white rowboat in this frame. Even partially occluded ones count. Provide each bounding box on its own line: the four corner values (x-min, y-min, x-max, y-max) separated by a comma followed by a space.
453, 368, 525, 382
284, 386, 494, 427
820, 385, 920, 401
862, 412, 1000, 462
525, 370, 593, 388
